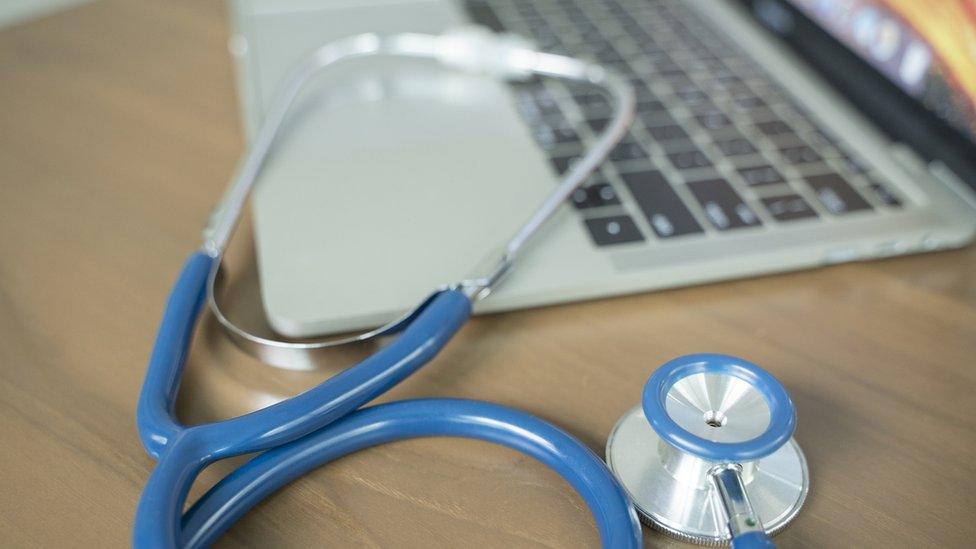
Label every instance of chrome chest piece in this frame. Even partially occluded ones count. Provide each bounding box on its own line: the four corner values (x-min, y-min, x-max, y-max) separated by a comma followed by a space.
606, 354, 809, 547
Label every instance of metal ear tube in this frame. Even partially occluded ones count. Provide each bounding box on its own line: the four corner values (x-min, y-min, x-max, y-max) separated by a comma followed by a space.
606, 354, 809, 547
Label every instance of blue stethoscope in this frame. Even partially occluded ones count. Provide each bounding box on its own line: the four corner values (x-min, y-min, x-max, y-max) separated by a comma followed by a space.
134, 29, 808, 548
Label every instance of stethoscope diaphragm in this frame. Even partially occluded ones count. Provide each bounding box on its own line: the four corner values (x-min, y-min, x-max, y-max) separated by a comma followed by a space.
606, 354, 809, 545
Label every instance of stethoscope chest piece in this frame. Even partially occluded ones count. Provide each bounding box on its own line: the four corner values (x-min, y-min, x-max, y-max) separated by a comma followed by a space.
606, 354, 809, 546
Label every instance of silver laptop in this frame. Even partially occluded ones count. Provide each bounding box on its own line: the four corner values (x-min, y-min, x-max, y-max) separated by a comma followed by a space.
228, 0, 976, 337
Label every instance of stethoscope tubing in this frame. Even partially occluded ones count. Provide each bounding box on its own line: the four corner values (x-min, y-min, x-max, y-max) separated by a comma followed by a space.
180, 398, 641, 548
134, 252, 642, 547
135, 251, 470, 546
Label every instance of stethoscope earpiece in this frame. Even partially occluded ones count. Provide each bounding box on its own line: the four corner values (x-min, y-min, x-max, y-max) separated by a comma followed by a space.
607, 354, 809, 546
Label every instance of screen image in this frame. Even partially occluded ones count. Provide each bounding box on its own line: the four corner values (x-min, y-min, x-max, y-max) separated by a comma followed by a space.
788, 0, 976, 144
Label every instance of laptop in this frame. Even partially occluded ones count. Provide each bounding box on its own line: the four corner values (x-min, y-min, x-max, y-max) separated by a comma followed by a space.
228, 0, 976, 337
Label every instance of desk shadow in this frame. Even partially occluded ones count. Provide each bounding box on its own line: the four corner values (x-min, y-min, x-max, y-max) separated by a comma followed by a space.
175, 237, 380, 424
782, 382, 862, 507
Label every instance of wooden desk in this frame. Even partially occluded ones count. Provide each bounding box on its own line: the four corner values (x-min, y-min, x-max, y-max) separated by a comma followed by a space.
1, 2, 974, 547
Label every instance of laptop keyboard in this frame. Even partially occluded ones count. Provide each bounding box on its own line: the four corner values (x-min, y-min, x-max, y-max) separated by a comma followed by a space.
463, 0, 904, 247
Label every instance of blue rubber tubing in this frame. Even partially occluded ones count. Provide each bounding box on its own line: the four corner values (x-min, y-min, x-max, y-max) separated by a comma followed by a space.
641, 353, 796, 463
134, 252, 643, 548
179, 398, 643, 548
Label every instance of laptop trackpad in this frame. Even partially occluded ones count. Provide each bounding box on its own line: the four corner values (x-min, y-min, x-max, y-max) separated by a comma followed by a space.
248, 2, 555, 336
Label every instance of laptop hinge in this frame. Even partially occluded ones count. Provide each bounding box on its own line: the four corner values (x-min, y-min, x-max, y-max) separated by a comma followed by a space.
930, 160, 976, 215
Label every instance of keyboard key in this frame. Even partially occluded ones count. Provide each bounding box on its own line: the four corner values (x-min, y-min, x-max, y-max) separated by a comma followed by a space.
570, 182, 622, 209
584, 215, 645, 246
869, 182, 903, 207
779, 145, 822, 165
658, 138, 699, 154
534, 34, 564, 52
695, 111, 733, 130
646, 123, 689, 142
549, 153, 581, 175
531, 118, 579, 151
636, 81, 658, 100
531, 88, 561, 116
628, 79, 655, 99
738, 165, 785, 186
596, 47, 625, 63
604, 59, 637, 75
531, 124, 557, 151
756, 120, 793, 136
549, 117, 580, 143
587, 116, 610, 133
621, 170, 704, 237
639, 41, 664, 55
687, 178, 762, 230
713, 137, 757, 157
761, 194, 819, 221
707, 73, 743, 91
841, 153, 869, 173
609, 139, 649, 161
574, 92, 610, 111
463, 0, 504, 31
653, 59, 684, 76
636, 99, 666, 113
806, 174, 872, 214
667, 149, 712, 170
807, 128, 837, 147
513, 97, 541, 121
730, 95, 767, 112
640, 109, 677, 127
515, 84, 562, 118
687, 99, 721, 115
674, 85, 709, 105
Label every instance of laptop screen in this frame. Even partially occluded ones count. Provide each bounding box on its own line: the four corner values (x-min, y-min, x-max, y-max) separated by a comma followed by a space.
785, 0, 976, 145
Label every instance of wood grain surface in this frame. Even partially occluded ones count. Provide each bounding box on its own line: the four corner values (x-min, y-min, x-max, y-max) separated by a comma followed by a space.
1, 2, 975, 547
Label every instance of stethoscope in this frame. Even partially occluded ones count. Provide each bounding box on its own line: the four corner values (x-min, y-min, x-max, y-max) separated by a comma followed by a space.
134, 28, 809, 548
607, 354, 809, 548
